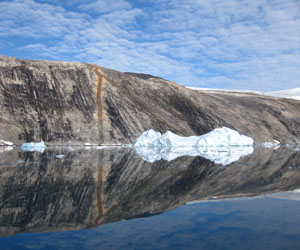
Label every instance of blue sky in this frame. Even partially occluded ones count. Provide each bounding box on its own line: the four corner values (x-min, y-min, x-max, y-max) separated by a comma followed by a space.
0, 0, 299, 91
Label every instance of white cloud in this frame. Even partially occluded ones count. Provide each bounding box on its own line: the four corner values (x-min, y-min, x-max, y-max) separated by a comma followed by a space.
0, 0, 88, 38
0, 0, 299, 91
77, 0, 131, 14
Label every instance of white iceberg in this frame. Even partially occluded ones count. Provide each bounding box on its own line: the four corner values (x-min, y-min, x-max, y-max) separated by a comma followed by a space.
21, 141, 46, 153
133, 129, 162, 147
133, 127, 254, 165
56, 154, 65, 159
134, 127, 253, 148
0, 140, 13, 146
195, 127, 253, 147
261, 140, 281, 149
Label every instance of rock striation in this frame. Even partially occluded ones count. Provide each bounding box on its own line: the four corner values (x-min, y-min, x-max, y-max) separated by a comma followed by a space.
0, 55, 299, 145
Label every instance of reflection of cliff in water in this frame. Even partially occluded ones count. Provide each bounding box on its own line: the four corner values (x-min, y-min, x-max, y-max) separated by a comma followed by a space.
0, 147, 300, 236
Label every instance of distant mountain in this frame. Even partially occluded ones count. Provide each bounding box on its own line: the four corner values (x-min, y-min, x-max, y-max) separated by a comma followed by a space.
0, 55, 299, 145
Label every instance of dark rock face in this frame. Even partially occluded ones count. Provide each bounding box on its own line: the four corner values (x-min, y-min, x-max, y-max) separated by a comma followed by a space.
0, 147, 300, 236
0, 55, 299, 144
101, 68, 300, 144
0, 56, 101, 144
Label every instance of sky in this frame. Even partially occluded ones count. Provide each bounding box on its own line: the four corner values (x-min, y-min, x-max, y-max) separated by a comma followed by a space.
0, 0, 299, 91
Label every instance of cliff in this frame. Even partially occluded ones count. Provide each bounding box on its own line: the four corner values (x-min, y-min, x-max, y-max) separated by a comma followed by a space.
0, 55, 299, 145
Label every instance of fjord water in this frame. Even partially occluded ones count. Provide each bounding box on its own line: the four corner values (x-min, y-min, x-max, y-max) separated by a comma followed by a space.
0, 146, 300, 249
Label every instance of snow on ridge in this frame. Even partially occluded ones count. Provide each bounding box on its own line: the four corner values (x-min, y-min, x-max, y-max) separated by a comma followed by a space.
266, 88, 300, 100
187, 87, 300, 100
133, 127, 254, 165
186, 87, 263, 95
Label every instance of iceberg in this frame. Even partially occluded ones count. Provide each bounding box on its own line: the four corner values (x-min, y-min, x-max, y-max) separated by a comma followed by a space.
56, 154, 65, 159
21, 141, 46, 153
195, 127, 253, 147
0, 140, 13, 146
133, 127, 254, 165
133, 129, 162, 147
261, 140, 280, 149
133, 127, 253, 148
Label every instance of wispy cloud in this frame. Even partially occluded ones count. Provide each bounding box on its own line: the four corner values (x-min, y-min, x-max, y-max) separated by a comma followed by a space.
0, 0, 299, 91
77, 0, 131, 14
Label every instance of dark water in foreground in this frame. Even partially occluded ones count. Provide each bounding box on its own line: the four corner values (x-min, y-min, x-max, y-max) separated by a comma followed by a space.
0, 146, 300, 249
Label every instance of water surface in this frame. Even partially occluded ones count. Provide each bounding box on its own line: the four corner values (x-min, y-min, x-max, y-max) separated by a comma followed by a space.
0, 146, 299, 249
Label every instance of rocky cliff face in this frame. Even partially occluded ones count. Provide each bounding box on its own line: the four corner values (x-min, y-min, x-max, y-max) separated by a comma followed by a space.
0, 55, 299, 144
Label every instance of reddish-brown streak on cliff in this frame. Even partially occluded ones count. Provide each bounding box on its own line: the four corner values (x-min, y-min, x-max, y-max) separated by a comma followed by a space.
93, 65, 104, 143
94, 65, 103, 122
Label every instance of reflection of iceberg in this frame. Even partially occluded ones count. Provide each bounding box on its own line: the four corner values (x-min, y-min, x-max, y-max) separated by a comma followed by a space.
134, 146, 253, 165
0, 146, 14, 153
21, 141, 46, 153
133, 127, 254, 165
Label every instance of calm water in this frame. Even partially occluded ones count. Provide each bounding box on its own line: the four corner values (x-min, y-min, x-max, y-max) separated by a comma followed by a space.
0, 146, 300, 250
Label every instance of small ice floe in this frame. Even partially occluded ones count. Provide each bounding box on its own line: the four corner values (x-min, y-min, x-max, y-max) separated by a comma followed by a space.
133, 127, 254, 165
21, 141, 46, 153
67, 145, 74, 151
96, 144, 124, 149
56, 155, 65, 159
0, 140, 14, 146
261, 140, 281, 149
284, 144, 300, 151
84, 143, 99, 150
84, 143, 98, 146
